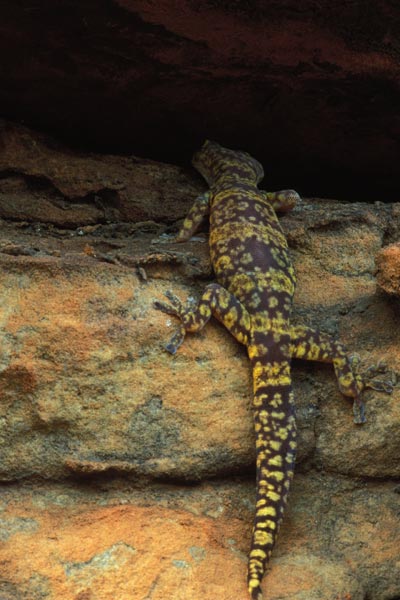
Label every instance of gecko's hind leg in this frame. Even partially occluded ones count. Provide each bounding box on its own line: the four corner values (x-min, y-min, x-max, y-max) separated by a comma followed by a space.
289, 325, 394, 424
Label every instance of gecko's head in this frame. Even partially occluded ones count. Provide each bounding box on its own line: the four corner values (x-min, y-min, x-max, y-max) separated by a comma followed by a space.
192, 140, 264, 186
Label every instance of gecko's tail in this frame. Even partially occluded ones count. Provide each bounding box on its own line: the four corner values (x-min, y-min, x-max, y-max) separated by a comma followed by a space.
249, 583, 263, 600
247, 358, 297, 598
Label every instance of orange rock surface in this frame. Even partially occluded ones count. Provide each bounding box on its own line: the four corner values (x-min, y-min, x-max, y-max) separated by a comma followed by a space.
1, 477, 399, 599
376, 241, 400, 297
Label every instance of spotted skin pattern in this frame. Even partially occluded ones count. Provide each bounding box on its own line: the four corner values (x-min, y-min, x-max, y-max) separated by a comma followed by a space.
155, 140, 381, 599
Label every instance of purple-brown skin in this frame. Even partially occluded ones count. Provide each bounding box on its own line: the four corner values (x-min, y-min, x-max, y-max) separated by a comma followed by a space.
155, 140, 393, 599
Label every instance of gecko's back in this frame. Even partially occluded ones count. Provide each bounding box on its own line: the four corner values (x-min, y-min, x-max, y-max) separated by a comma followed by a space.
193, 140, 296, 313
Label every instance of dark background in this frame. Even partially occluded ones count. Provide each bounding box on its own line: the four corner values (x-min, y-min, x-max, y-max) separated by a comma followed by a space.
1, 0, 399, 200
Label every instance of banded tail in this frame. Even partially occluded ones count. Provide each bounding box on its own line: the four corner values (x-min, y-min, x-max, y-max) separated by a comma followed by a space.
248, 359, 297, 599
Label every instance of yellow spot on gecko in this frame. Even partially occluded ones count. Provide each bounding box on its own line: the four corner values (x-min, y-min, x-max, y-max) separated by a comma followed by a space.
277, 428, 289, 440
257, 506, 276, 517
254, 530, 274, 546
267, 490, 281, 502
268, 455, 283, 467
271, 411, 286, 420
256, 519, 276, 530
250, 549, 267, 559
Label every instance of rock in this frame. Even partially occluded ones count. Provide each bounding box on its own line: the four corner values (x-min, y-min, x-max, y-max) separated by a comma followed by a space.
1, 2, 400, 200
0, 119, 200, 226
0, 251, 255, 482
0, 194, 399, 483
0, 124, 399, 599
376, 242, 400, 297
0, 476, 398, 599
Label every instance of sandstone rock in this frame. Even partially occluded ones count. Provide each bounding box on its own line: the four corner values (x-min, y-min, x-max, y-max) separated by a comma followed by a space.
0, 119, 200, 226
0, 194, 398, 483
0, 476, 398, 599
376, 241, 400, 297
0, 124, 399, 599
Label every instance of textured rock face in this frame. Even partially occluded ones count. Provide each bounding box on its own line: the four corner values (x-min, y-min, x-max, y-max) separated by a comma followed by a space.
0, 477, 399, 600
0, 122, 399, 599
1, 1, 400, 199
0, 119, 200, 225
376, 241, 400, 296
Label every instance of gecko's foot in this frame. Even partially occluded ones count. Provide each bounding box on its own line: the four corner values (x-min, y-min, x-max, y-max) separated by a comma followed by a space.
348, 355, 395, 424
154, 291, 187, 353
363, 360, 395, 394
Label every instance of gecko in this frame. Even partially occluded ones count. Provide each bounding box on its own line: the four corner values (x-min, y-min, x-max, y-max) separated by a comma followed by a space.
154, 140, 392, 599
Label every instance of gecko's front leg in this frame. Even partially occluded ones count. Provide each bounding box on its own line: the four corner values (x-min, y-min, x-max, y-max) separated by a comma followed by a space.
155, 283, 252, 354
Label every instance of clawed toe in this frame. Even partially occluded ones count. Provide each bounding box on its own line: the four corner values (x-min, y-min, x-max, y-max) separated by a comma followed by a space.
352, 395, 366, 424
364, 379, 394, 394
364, 360, 388, 378
153, 299, 179, 316
165, 326, 186, 354
154, 290, 184, 317
164, 290, 183, 309
349, 354, 361, 371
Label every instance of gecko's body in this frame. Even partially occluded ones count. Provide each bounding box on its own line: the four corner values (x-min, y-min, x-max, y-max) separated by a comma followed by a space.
155, 140, 386, 599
